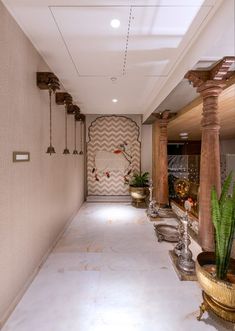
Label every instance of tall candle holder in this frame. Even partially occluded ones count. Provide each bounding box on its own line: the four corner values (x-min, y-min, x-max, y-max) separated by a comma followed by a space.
174, 221, 184, 256
177, 200, 195, 274
147, 179, 159, 218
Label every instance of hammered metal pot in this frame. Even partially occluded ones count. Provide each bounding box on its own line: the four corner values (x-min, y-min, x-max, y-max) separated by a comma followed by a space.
129, 186, 149, 204
196, 252, 235, 309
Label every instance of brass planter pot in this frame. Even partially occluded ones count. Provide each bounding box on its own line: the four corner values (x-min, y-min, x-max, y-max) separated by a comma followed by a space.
196, 252, 235, 322
129, 186, 149, 206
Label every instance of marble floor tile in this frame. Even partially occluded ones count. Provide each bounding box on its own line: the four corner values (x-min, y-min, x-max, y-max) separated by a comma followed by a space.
2, 203, 234, 331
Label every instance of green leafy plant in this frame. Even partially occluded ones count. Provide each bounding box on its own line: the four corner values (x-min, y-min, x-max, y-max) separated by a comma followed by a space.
211, 171, 235, 280
129, 172, 149, 187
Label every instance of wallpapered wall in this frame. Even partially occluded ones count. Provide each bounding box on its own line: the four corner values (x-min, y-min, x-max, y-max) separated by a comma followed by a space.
87, 115, 141, 196
0, 2, 84, 325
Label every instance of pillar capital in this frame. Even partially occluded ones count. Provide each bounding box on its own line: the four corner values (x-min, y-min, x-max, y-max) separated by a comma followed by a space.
197, 80, 225, 97
199, 81, 224, 131
153, 110, 176, 127
153, 110, 176, 142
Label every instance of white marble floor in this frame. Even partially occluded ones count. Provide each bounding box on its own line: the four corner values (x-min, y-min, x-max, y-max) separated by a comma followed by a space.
2, 203, 234, 331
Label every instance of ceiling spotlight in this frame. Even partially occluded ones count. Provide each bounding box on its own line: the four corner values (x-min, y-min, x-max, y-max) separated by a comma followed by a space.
110, 19, 120, 28
112, 98, 118, 103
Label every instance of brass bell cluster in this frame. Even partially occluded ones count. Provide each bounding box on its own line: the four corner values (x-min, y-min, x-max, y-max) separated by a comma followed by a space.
37, 72, 85, 155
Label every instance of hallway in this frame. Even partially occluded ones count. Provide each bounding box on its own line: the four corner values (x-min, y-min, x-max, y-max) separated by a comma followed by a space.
1, 0, 235, 328
2, 203, 229, 331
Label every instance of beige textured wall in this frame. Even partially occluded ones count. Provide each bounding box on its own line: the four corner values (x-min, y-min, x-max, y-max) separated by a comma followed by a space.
0, 2, 84, 325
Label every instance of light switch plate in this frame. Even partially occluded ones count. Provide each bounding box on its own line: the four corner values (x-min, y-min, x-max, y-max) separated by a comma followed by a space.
13, 152, 30, 162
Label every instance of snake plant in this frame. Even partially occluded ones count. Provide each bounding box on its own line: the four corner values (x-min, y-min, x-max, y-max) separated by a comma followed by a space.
211, 171, 235, 280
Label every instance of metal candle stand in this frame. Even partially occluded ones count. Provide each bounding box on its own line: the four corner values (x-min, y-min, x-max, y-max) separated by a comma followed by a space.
147, 179, 159, 218
174, 220, 184, 256
177, 201, 195, 274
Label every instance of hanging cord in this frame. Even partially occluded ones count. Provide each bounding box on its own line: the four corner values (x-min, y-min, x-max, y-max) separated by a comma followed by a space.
63, 104, 70, 154
46, 75, 59, 155
79, 121, 83, 155
49, 88, 52, 147
46, 86, 55, 154
74, 120, 77, 150
65, 107, 68, 148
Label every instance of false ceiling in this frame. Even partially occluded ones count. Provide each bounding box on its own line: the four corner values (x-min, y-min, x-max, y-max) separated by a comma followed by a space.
2, 0, 229, 116
167, 83, 235, 140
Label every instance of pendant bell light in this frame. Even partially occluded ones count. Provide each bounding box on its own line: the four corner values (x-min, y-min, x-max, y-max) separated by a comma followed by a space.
79, 121, 84, 155
63, 108, 70, 155
72, 106, 80, 155
55, 92, 73, 155
72, 119, 79, 155
37, 72, 60, 155
75, 110, 85, 155
46, 88, 56, 155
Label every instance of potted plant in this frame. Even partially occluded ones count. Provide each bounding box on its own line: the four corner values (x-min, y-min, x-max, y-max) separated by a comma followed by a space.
129, 172, 149, 206
196, 172, 235, 322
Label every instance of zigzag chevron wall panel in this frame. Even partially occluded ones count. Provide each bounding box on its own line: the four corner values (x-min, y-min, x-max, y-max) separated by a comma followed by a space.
87, 116, 141, 196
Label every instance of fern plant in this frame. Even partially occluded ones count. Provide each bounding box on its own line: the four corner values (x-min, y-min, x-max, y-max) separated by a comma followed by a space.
211, 171, 235, 280
130, 172, 149, 187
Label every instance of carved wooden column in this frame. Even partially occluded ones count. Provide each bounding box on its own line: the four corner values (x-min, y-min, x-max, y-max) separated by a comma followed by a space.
153, 111, 173, 207
185, 56, 235, 251
198, 81, 223, 251
157, 112, 169, 206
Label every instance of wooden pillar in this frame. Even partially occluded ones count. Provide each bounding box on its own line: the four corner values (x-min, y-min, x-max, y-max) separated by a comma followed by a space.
185, 56, 235, 251
152, 120, 159, 189
198, 82, 223, 250
153, 111, 170, 207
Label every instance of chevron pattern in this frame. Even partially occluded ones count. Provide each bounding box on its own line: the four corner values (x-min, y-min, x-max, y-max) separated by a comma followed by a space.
87, 116, 141, 196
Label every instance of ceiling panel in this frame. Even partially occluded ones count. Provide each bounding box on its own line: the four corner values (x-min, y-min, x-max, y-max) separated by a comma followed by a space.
52, 4, 205, 78
2, 0, 229, 115
51, 6, 130, 76
69, 76, 162, 114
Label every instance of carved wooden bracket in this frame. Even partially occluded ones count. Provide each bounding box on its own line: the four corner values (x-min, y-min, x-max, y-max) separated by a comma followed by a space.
55, 92, 73, 106
185, 56, 235, 88
75, 111, 85, 122
210, 56, 235, 80
37, 72, 60, 91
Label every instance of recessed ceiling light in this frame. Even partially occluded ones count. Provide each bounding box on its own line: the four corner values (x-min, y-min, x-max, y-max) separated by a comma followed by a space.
179, 132, 188, 137
110, 19, 120, 29
112, 98, 118, 103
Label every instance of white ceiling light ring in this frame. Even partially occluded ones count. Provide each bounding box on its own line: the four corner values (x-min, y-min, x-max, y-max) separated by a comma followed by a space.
110, 19, 120, 29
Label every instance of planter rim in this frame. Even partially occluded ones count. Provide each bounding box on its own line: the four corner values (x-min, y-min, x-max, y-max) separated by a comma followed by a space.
196, 251, 235, 287
196, 251, 235, 313
197, 251, 235, 267
129, 185, 149, 188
